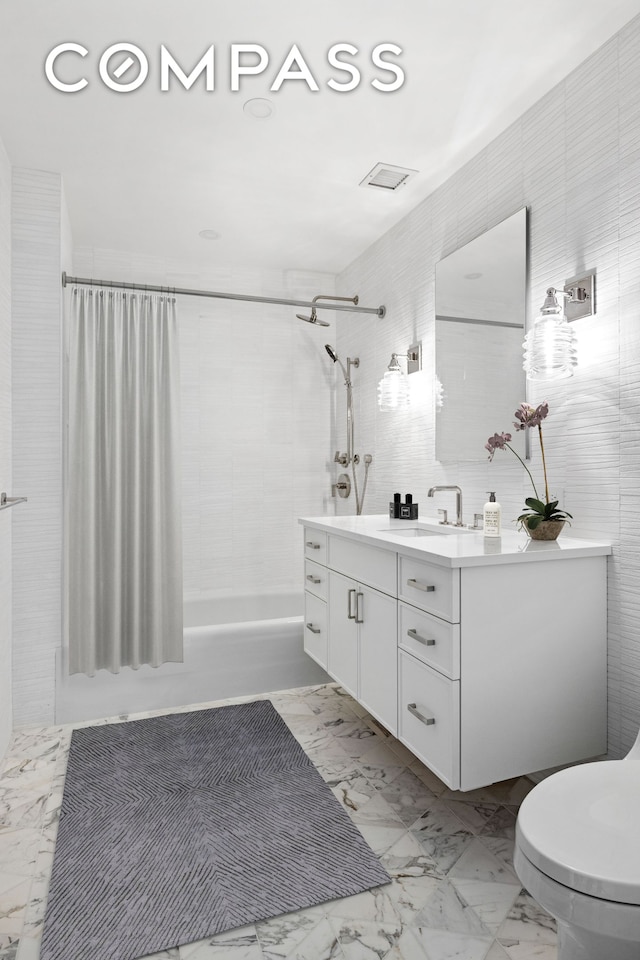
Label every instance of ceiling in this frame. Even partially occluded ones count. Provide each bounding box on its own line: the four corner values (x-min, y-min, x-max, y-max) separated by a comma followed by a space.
1, 0, 639, 276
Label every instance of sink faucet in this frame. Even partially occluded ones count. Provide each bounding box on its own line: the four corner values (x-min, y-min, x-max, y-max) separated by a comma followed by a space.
428, 485, 464, 527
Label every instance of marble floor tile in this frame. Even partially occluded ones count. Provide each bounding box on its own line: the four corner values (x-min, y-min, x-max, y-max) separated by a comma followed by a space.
413, 879, 490, 937
409, 927, 493, 960
498, 941, 557, 959
0, 682, 558, 960
484, 942, 512, 960
325, 887, 400, 925
180, 924, 262, 959
332, 918, 427, 960
447, 838, 520, 886
379, 769, 438, 827
448, 879, 521, 934
497, 891, 557, 946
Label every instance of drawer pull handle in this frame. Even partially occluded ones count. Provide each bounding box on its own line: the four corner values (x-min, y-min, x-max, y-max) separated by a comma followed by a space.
408, 703, 436, 726
407, 628, 435, 646
305, 541, 321, 550
306, 574, 322, 584
407, 578, 435, 593
347, 588, 357, 620
355, 591, 364, 624
305, 622, 321, 634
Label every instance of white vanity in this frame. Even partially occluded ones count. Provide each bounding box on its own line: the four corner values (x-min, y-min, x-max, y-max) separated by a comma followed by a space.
300, 515, 611, 791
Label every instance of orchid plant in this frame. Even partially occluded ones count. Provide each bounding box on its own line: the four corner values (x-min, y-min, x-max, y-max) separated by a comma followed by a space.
486, 402, 572, 531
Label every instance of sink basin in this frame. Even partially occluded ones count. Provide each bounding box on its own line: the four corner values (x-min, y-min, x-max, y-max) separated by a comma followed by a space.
380, 524, 472, 537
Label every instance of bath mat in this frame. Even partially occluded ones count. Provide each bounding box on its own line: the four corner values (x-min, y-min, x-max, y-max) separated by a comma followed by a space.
40, 699, 390, 960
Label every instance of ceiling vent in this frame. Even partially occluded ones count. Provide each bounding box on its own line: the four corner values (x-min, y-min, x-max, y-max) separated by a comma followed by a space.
360, 162, 418, 192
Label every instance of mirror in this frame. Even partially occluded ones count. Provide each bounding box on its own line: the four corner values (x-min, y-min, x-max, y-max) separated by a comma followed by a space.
435, 207, 527, 461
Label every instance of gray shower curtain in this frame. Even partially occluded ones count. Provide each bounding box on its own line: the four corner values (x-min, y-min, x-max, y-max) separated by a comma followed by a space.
66, 288, 183, 675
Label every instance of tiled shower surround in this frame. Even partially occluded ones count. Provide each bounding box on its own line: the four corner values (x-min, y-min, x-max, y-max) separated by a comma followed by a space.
0, 684, 555, 960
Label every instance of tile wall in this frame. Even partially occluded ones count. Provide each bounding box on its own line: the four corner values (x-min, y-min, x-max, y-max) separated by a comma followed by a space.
335, 18, 640, 759
10, 169, 65, 728
0, 137, 11, 760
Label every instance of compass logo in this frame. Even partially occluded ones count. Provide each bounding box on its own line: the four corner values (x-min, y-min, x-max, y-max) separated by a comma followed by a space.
44, 42, 405, 94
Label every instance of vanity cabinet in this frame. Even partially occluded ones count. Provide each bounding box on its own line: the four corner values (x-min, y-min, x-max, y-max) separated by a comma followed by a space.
301, 518, 610, 792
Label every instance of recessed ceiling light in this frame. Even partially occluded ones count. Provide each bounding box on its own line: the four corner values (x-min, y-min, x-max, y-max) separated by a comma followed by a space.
243, 98, 275, 120
464, 272, 483, 280
198, 229, 221, 240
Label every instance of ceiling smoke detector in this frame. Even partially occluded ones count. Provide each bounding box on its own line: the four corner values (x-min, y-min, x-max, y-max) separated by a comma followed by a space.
360, 162, 418, 192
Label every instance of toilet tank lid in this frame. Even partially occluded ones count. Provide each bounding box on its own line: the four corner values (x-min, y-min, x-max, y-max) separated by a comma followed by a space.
516, 760, 640, 905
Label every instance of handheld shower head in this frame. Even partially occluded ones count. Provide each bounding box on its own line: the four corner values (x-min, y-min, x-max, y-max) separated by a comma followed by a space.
325, 344, 352, 384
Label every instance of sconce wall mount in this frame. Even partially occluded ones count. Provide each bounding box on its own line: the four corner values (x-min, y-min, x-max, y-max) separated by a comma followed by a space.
563, 273, 595, 322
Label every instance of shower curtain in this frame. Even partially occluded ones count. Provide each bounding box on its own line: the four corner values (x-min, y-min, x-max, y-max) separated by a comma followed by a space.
66, 288, 183, 675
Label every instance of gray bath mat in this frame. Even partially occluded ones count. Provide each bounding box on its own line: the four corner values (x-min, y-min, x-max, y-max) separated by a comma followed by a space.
40, 699, 390, 960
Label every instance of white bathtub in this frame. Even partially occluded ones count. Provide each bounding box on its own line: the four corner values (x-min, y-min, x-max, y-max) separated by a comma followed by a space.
55, 592, 330, 724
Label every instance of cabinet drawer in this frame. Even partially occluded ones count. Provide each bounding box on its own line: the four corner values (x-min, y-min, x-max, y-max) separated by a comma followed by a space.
398, 650, 460, 789
304, 591, 327, 670
398, 602, 460, 679
304, 559, 328, 601
304, 528, 327, 564
399, 555, 460, 623
329, 535, 397, 596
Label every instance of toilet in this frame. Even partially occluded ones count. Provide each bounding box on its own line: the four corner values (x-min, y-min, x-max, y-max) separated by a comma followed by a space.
514, 730, 640, 960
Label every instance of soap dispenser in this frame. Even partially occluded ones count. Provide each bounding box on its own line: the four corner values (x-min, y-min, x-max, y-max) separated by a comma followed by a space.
483, 492, 501, 538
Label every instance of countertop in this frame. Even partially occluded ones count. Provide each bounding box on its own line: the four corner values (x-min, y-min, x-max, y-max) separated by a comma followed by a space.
299, 514, 612, 568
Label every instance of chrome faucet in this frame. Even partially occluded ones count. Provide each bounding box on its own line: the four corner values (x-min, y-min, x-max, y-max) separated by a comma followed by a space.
428, 485, 464, 527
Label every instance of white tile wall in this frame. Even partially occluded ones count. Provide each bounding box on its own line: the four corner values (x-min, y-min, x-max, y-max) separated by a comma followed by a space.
71, 251, 336, 603
337, 17, 640, 760
0, 136, 12, 760
11, 169, 64, 727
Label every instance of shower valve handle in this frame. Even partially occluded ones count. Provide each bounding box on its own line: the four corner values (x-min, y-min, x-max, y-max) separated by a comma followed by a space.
334, 451, 349, 466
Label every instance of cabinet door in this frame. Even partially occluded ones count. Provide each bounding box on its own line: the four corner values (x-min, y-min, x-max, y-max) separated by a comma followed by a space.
358, 585, 398, 735
328, 570, 358, 698
304, 591, 328, 669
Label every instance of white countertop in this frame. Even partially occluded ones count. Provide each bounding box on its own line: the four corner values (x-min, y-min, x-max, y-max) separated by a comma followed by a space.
299, 514, 612, 568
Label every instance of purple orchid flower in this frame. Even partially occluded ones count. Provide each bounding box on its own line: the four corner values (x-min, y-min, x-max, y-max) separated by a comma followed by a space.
485, 432, 512, 461
513, 401, 549, 431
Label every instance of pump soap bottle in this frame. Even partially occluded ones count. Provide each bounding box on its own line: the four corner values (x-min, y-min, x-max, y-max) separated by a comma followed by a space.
483, 491, 501, 538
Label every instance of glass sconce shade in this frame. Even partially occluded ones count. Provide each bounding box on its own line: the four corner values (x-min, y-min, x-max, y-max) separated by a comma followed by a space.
523, 288, 578, 380
378, 354, 411, 409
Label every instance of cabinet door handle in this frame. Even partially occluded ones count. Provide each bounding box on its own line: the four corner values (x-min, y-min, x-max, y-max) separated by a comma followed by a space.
407, 702, 436, 726
407, 578, 435, 593
306, 574, 322, 584
305, 541, 321, 550
407, 628, 435, 646
305, 622, 321, 634
355, 591, 364, 624
347, 588, 357, 620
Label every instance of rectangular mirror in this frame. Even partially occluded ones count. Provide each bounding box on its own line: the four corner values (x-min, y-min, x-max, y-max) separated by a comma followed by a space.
435, 207, 527, 461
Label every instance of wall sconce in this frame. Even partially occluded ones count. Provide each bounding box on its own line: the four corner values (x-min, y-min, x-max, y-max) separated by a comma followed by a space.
523, 274, 595, 380
378, 342, 422, 410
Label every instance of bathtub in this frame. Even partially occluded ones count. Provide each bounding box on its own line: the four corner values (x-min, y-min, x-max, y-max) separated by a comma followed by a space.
55, 592, 330, 724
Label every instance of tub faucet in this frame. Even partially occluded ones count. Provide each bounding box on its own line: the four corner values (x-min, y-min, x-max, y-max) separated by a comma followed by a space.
428, 485, 464, 527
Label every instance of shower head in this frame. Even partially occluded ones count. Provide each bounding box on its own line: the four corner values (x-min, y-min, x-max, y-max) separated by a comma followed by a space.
297, 309, 330, 328
325, 344, 352, 385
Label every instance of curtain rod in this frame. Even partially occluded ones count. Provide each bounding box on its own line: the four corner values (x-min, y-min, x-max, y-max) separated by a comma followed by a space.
61, 272, 386, 318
